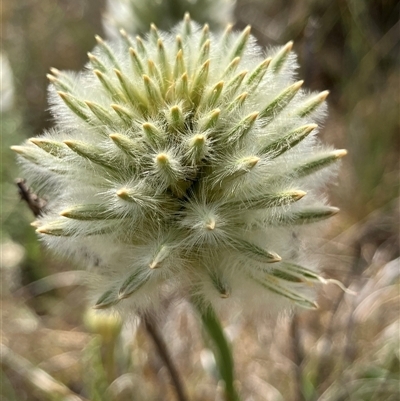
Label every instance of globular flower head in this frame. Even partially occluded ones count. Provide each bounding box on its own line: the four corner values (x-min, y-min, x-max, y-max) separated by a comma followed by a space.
13, 15, 346, 315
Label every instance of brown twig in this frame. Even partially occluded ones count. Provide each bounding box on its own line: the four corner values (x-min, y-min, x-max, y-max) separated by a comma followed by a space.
15, 178, 46, 217
142, 314, 189, 401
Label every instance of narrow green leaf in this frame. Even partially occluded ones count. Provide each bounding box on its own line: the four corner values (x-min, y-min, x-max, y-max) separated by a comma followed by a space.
176, 73, 190, 101
269, 41, 293, 74
95, 35, 120, 69
175, 34, 184, 53
209, 270, 230, 298
198, 108, 220, 131
260, 124, 317, 157
292, 150, 347, 178
280, 262, 321, 281
111, 103, 137, 124
135, 36, 147, 58
93, 289, 120, 309
129, 47, 144, 76
147, 60, 163, 87
47, 74, 71, 92
192, 300, 240, 401
224, 71, 247, 99
220, 24, 233, 50
11, 145, 64, 173
199, 24, 210, 47
87, 52, 107, 73
226, 92, 248, 112
119, 28, 135, 48
157, 38, 171, 79
229, 26, 251, 60
109, 133, 141, 159
201, 81, 224, 109
221, 57, 240, 78
116, 187, 165, 209
225, 190, 306, 210
94, 70, 124, 102
276, 206, 340, 225
190, 60, 210, 105
29, 138, 68, 158
245, 57, 271, 89
223, 112, 258, 143
85, 101, 115, 125
219, 155, 260, 183
149, 245, 170, 269
173, 49, 186, 79
36, 219, 112, 237
58, 91, 91, 122
142, 122, 164, 146
60, 204, 111, 220
149, 23, 160, 44
114, 69, 147, 109
63, 140, 116, 170
259, 80, 303, 120
143, 74, 164, 105
296, 90, 329, 117
182, 13, 192, 39
167, 105, 185, 131
186, 134, 208, 163
197, 39, 211, 66
231, 238, 281, 263
118, 271, 149, 299
254, 276, 318, 309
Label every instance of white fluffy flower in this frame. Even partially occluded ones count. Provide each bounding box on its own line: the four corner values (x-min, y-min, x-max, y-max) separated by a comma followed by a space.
13, 16, 345, 315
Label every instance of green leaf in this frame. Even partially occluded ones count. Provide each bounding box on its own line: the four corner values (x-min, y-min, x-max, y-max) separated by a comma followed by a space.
129, 47, 144, 76
29, 138, 69, 158
209, 270, 230, 298
254, 276, 318, 309
93, 289, 120, 309
260, 124, 317, 157
269, 41, 293, 74
95, 35, 120, 69
229, 25, 251, 60
143, 74, 164, 105
276, 206, 340, 225
58, 91, 91, 122
85, 101, 115, 125
118, 271, 150, 299
192, 299, 241, 401
231, 238, 281, 263
291, 150, 347, 178
225, 190, 306, 210
63, 140, 116, 170
259, 80, 303, 120
245, 57, 271, 90
94, 70, 124, 103
296, 91, 329, 117
60, 204, 111, 221
88, 52, 107, 73
114, 69, 147, 110
109, 133, 142, 159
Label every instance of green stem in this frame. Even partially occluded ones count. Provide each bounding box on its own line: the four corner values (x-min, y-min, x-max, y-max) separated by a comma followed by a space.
193, 300, 241, 401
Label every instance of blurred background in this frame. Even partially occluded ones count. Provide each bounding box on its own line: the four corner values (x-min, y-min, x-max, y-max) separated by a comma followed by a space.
1, 0, 399, 400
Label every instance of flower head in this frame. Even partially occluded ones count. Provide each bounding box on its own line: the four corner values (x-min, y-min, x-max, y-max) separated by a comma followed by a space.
13, 15, 345, 315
